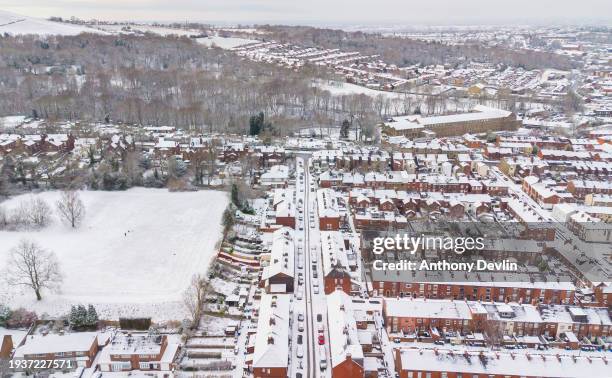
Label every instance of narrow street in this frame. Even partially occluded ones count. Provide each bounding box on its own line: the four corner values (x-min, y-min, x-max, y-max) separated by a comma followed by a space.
289, 155, 332, 378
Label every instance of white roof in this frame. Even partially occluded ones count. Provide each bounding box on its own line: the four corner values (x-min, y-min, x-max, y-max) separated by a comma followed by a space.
14, 332, 97, 357
327, 291, 364, 368
384, 298, 473, 320
317, 188, 340, 218
252, 294, 290, 368
320, 231, 350, 278
398, 348, 611, 377
385, 106, 512, 131
261, 227, 295, 281
261, 165, 289, 181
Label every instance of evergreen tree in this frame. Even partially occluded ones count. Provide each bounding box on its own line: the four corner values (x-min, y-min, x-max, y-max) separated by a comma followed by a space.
0, 304, 11, 327
86, 304, 98, 326
76, 305, 87, 326
340, 119, 350, 139
69, 305, 80, 326
222, 206, 235, 234
231, 183, 241, 208
249, 112, 269, 136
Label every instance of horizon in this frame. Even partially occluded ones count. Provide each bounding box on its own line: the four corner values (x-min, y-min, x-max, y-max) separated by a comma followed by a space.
1, 0, 611, 27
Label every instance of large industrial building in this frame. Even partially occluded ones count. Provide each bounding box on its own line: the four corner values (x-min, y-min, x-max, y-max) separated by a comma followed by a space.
382, 105, 521, 138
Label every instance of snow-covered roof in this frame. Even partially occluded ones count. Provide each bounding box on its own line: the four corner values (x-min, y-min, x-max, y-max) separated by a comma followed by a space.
261, 227, 295, 281
384, 298, 473, 320
14, 332, 98, 357
397, 348, 611, 377
320, 231, 350, 278
385, 106, 512, 131
326, 291, 364, 368
252, 294, 290, 368
260, 165, 290, 183
317, 188, 340, 218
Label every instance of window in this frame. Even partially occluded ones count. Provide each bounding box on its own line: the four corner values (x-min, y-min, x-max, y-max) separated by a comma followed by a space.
111, 362, 130, 372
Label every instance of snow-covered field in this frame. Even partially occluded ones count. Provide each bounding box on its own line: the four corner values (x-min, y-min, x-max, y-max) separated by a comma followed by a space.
196, 36, 257, 50
96, 24, 197, 37
316, 80, 407, 100
0, 10, 106, 36
92, 23, 256, 49
0, 188, 228, 321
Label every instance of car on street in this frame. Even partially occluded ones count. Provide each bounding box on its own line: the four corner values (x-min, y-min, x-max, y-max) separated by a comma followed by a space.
297, 345, 304, 358
318, 334, 325, 345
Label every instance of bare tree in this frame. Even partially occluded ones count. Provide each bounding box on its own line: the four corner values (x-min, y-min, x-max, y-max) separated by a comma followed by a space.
5, 240, 63, 300
12, 197, 52, 228
56, 190, 86, 228
183, 274, 208, 329
28, 197, 52, 227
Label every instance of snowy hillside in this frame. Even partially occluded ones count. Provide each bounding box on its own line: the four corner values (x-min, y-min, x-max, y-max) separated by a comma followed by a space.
0, 188, 228, 321
0, 10, 106, 36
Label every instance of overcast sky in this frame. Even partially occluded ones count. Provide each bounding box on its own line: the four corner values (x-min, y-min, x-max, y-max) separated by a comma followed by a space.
1, 0, 610, 26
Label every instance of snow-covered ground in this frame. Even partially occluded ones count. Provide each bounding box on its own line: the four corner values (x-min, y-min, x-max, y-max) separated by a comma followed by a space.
83, 24, 257, 49
96, 24, 197, 37
0, 115, 26, 129
0, 10, 106, 36
0, 188, 228, 321
196, 36, 257, 50
316, 80, 407, 100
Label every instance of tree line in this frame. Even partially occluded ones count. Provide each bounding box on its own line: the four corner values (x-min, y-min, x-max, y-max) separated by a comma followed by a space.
0, 33, 390, 136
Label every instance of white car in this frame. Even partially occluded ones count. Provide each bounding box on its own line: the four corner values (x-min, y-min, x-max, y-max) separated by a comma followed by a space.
297, 345, 304, 358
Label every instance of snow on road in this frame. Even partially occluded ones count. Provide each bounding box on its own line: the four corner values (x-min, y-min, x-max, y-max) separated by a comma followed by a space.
0, 188, 227, 321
